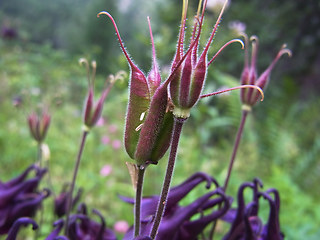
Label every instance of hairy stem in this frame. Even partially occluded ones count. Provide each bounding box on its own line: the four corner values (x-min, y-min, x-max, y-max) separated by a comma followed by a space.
209, 109, 249, 239
134, 167, 146, 237
64, 130, 89, 236
150, 118, 185, 239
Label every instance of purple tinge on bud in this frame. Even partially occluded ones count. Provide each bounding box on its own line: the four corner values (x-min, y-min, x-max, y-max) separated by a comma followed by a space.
27, 110, 51, 143
83, 64, 115, 130
169, 0, 242, 118
240, 35, 291, 107
6, 217, 38, 240
98, 12, 174, 166
54, 185, 82, 218
0, 165, 48, 235
122, 172, 229, 240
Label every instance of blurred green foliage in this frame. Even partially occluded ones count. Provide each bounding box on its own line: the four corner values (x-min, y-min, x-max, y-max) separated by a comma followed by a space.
0, 0, 319, 239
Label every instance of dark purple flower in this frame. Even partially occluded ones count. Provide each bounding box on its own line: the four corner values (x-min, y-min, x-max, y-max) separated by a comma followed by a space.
54, 184, 82, 218
122, 172, 230, 240
47, 204, 117, 240
5, 217, 38, 240
222, 179, 284, 240
0, 165, 49, 235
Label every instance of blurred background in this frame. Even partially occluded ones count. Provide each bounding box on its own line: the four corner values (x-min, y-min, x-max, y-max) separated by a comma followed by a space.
0, 0, 319, 239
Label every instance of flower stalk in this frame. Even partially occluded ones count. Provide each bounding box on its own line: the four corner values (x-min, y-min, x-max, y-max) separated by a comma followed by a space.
150, 117, 186, 239
134, 167, 145, 237
64, 130, 88, 236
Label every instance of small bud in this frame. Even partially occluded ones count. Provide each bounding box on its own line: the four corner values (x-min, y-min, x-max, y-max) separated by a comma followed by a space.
240, 36, 292, 108
27, 110, 51, 143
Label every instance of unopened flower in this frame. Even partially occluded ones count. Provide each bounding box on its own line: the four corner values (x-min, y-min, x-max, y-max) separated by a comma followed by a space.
0, 165, 49, 234
81, 59, 119, 131
122, 172, 230, 240
240, 35, 291, 110
98, 0, 258, 166
98, 13, 174, 166
28, 110, 51, 143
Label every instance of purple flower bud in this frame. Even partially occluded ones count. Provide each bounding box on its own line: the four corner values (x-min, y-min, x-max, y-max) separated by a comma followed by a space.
81, 59, 116, 130
27, 110, 51, 143
240, 35, 292, 108
98, 12, 174, 166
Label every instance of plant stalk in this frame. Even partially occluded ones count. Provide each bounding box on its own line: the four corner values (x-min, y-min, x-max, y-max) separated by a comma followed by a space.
150, 118, 185, 239
64, 130, 89, 236
134, 167, 145, 237
209, 109, 249, 239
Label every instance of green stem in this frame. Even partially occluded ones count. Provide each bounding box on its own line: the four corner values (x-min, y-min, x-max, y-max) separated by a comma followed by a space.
209, 110, 249, 240
37, 142, 42, 168
64, 130, 89, 236
134, 167, 146, 237
150, 118, 185, 239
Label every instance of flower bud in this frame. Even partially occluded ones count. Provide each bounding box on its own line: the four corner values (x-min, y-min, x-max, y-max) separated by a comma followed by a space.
28, 110, 51, 143
98, 12, 174, 166
240, 35, 292, 109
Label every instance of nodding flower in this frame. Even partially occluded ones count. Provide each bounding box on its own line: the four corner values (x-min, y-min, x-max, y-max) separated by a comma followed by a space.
98, 0, 263, 166
121, 172, 230, 240
222, 179, 284, 240
81, 59, 123, 132
240, 34, 292, 110
28, 110, 51, 143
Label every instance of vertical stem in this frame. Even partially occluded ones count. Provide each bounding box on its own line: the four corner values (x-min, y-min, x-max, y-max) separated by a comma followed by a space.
64, 130, 89, 236
150, 118, 185, 239
209, 109, 249, 240
223, 110, 249, 191
37, 142, 42, 168
134, 167, 146, 237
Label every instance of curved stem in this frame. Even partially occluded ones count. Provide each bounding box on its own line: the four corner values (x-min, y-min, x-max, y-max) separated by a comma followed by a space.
209, 109, 249, 239
134, 167, 146, 237
150, 118, 185, 239
64, 130, 89, 236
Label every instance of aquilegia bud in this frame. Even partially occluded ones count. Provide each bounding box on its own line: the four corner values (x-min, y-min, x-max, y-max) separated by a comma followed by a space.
28, 110, 51, 143
98, 13, 174, 166
81, 59, 120, 131
240, 35, 292, 110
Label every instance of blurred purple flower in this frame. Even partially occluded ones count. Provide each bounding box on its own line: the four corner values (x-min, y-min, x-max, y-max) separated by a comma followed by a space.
6, 217, 38, 240
114, 220, 129, 234
47, 204, 117, 240
122, 172, 230, 240
0, 165, 49, 234
54, 184, 82, 218
222, 179, 284, 240
100, 165, 113, 177
101, 136, 111, 145
112, 139, 121, 150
